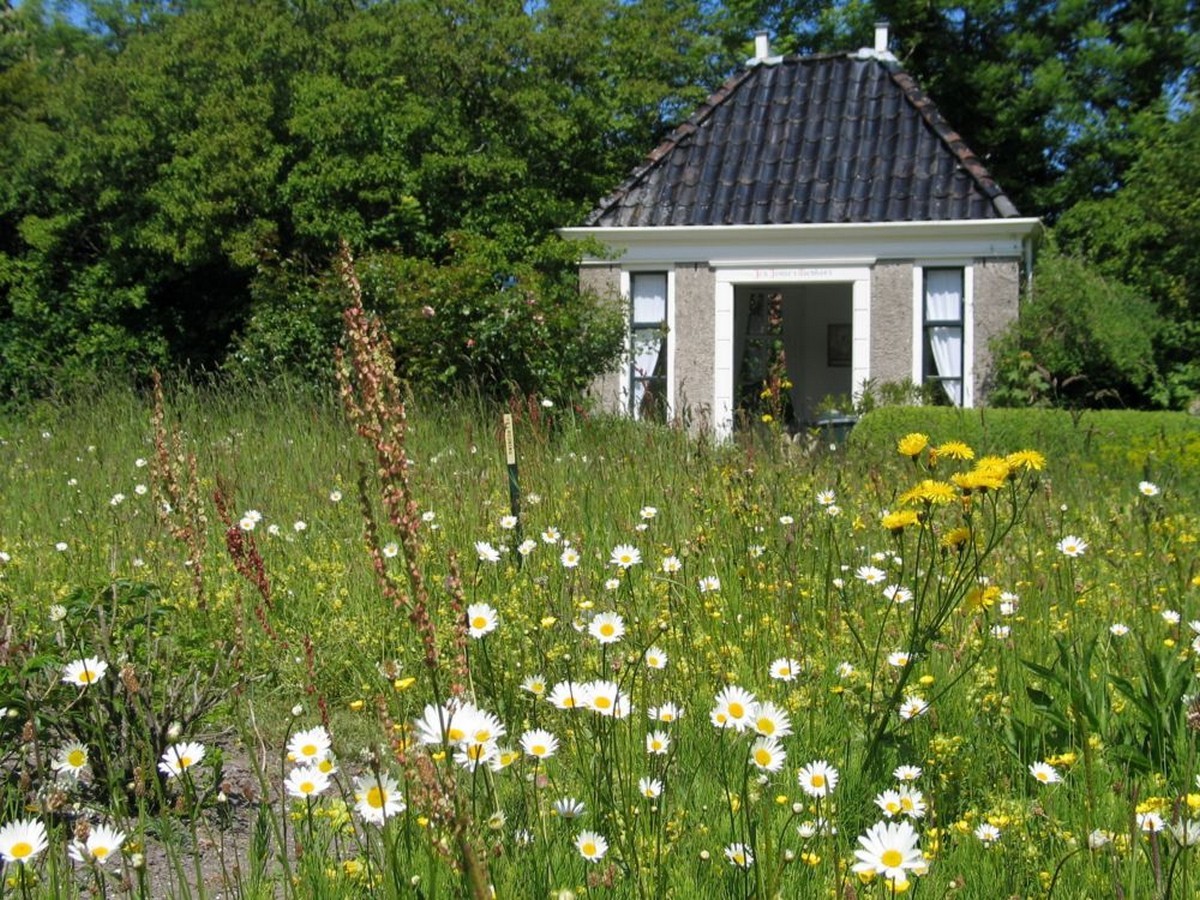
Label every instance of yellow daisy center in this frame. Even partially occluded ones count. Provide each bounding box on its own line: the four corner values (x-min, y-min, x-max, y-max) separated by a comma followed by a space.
366, 787, 385, 808
179, 755, 193, 768
471, 617, 487, 630
447, 727, 465, 741
300, 780, 315, 793
582, 841, 596, 856
811, 774, 826, 787
67, 749, 87, 768
593, 696, 612, 709
11, 841, 32, 859
532, 744, 546, 756
728, 702, 745, 718
757, 719, 774, 734
754, 748, 772, 766
92, 846, 110, 859
881, 849, 903, 868
599, 623, 614, 636
79, 670, 96, 684
301, 744, 317, 757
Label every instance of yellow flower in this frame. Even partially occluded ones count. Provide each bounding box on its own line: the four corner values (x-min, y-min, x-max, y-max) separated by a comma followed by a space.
882, 510, 920, 533
897, 433, 929, 458
1006, 449, 1046, 471
899, 480, 958, 506
940, 527, 971, 550
976, 455, 1012, 480
966, 585, 1000, 611
936, 440, 974, 460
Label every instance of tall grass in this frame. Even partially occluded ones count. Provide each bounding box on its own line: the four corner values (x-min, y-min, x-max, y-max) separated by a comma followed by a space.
0, 361, 1197, 897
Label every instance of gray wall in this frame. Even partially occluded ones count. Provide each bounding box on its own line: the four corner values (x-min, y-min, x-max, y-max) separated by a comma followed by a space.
973, 258, 1020, 401
672, 265, 716, 426
579, 264, 624, 413
870, 261, 915, 387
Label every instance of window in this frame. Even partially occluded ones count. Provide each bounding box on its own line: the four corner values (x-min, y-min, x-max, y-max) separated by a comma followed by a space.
922, 268, 964, 406
629, 273, 668, 421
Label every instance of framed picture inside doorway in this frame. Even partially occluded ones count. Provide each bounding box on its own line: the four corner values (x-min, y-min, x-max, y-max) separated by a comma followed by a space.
827, 323, 851, 367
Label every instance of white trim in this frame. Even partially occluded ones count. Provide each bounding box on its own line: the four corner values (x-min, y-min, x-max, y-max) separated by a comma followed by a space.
714, 280, 735, 436
666, 270, 677, 420
563, 219, 1042, 267
963, 266, 975, 408
713, 265, 872, 440
622, 269, 675, 421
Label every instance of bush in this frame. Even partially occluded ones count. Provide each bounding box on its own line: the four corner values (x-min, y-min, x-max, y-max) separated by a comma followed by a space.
988, 244, 1161, 408
227, 234, 625, 402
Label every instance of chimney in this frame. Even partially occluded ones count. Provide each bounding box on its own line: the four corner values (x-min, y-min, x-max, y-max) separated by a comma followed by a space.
754, 31, 770, 61
874, 21, 889, 54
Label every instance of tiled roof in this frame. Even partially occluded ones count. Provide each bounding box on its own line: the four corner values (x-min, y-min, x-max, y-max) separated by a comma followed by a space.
584, 52, 1020, 227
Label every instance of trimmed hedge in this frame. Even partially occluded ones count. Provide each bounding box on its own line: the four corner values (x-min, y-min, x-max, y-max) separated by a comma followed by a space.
848, 406, 1200, 498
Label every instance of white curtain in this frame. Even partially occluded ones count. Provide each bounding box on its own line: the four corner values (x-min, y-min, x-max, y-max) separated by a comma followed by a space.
925, 270, 963, 406
631, 274, 668, 419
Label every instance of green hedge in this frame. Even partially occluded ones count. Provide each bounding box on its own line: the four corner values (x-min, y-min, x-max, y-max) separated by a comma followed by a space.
848, 406, 1200, 497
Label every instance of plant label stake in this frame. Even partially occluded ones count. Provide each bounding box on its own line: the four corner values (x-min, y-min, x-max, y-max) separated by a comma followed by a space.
503, 414, 522, 568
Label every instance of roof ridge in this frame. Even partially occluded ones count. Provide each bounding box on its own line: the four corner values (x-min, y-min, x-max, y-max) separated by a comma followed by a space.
886, 67, 1020, 218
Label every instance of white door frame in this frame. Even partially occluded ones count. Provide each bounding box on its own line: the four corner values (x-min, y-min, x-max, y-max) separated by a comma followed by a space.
714, 266, 872, 440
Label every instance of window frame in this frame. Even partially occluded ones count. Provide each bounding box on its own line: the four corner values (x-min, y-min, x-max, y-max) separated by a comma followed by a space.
625, 270, 673, 422
913, 264, 973, 407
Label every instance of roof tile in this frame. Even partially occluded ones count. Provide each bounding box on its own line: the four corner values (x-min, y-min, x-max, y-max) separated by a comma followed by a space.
585, 53, 1020, 227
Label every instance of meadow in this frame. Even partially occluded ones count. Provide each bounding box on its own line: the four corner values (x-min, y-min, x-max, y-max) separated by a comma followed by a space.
1, 307, 1199, 898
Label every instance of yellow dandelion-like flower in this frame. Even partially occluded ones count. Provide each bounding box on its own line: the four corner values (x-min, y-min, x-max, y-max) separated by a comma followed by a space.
940, 527, 972, 550
881, 510, 920, 533
966, 585, 1001, 611
951, 469, 1005, 493
976, 455, 1012, 480
1005, 449, 1046, 471
936, 440, 974, 461
899, 480, 957, 506
897, 433, 929, 458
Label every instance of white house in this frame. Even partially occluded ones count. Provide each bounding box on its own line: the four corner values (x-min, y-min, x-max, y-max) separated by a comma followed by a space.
562, 27, 1041, 438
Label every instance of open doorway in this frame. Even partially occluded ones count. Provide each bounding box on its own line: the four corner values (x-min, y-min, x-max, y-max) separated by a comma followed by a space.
732, 283, 854, 430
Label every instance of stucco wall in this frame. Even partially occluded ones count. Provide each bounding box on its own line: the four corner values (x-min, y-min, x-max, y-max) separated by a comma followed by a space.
870, 262, 915, 387
579, 265, 624, 414
671, 265, 716, 426
972, 258, 1021, 401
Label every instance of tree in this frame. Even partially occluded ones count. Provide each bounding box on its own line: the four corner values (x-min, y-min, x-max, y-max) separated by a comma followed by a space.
0, 0, 724, 400
1051, 105, 1200, 408
715, 1, 1200, 219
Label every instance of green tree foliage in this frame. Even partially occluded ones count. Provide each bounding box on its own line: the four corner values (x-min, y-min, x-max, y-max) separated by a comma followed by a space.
0, 0, 721, 401
717, 1, 1199, 218
1050, 106, 1200, 408
988, 243, 1161, 408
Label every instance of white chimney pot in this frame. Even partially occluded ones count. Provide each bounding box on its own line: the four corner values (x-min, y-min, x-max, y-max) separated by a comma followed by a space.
755, 31, 770, 60
874, 22, 889, 54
